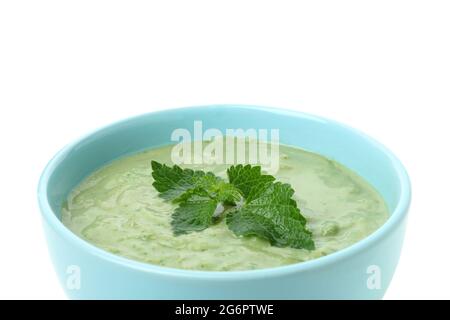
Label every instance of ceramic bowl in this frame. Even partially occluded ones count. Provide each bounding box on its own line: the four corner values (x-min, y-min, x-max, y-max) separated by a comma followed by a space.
38, 105, 411, 299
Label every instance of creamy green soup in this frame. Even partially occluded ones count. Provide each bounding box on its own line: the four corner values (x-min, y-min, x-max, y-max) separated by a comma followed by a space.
61, 144, 389, 271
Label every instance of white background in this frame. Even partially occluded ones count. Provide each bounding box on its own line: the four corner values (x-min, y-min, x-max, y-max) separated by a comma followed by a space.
0, 1, 449, 300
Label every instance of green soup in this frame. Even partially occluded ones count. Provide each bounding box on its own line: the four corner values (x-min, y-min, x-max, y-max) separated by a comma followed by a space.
61, 144, 389, 271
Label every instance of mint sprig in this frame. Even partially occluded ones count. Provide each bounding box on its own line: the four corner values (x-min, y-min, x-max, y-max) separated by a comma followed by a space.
151, 161, 315, 250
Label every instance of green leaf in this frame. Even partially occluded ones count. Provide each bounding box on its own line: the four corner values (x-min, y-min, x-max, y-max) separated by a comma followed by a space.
151, 160, 222, 202
172, 195, 220, 235
151, 161, 242, 234
226, 182, 314, 250
214, 181, 243, 204
227, 164, 275, 201
151, 161, 315, 250
227, 165, 313, 249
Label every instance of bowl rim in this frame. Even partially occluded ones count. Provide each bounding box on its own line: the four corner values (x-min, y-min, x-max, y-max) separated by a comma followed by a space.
37, 104, 411, 280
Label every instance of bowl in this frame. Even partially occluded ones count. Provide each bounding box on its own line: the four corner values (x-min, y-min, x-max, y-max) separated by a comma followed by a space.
38, 105, 411, 299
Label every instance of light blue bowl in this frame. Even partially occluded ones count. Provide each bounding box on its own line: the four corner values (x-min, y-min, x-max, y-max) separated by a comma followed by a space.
38, 105, 411, 299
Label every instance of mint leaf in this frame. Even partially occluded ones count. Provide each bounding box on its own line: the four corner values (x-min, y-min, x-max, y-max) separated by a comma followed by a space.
226, 165, 313, 249
172, 195, 220, 235
151, 161, 315, 250
226, 182, 314, 249
214, 181, 242, 204
227, 164, 275, 201
151, 160, 222, 202
152, 161, 242, 234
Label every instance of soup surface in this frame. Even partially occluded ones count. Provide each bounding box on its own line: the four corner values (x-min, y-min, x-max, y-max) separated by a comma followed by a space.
61, 144, 389, 271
